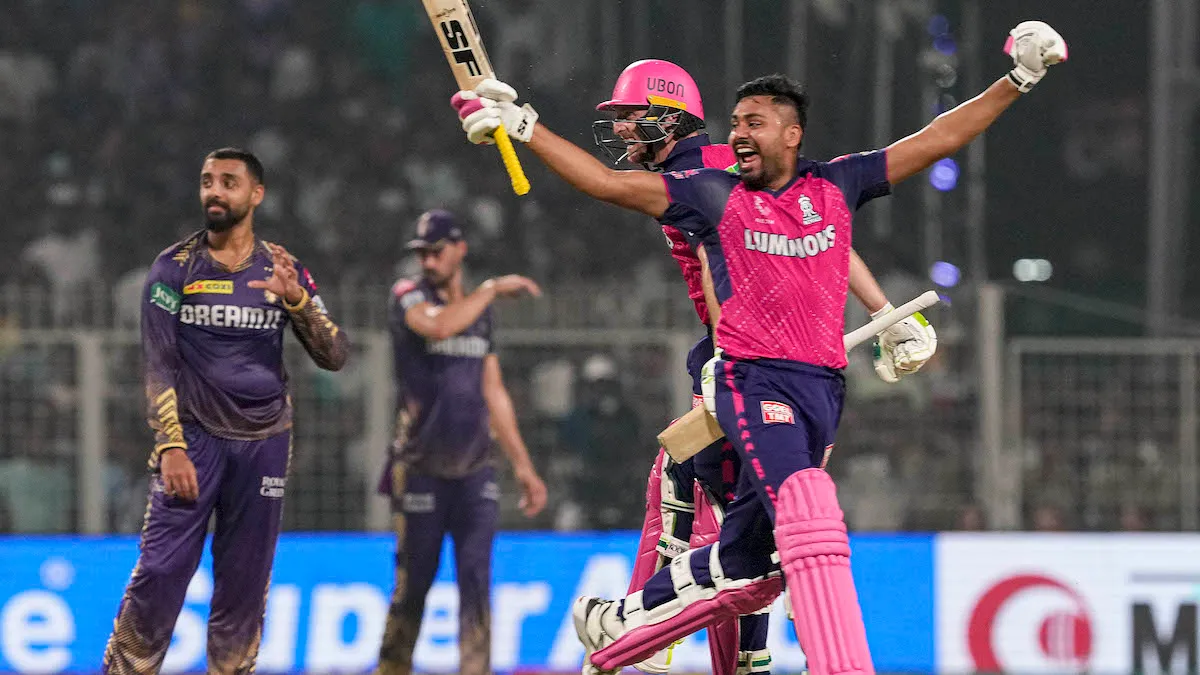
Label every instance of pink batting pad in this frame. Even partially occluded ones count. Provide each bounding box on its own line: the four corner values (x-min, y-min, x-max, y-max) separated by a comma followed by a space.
689, 481, 720, 549
775, 469, 874, 675
628, 450, 668, 594
591, 577, 783, 672
708, 617, 740, 675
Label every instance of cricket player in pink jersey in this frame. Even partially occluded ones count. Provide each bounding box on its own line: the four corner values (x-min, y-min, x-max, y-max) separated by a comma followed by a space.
592, 59, 937, 675
453, 20, 1066, 675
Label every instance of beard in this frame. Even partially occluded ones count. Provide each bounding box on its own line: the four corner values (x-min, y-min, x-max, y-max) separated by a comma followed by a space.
204, 202, 249, 232
739, 169, 768, 191
422, 267, 449, 287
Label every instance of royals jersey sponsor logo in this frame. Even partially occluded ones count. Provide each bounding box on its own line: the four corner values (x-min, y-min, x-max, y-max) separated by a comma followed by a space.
183, 280, 234, 295
179, 304, 285, 329
761, 401, 794, 425
744, 224, 837, 259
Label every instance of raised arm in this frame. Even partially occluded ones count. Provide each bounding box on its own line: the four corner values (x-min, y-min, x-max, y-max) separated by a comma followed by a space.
250, 244, 349, 371
402, 276, 540, 342
885, 20, 1066, 184
286, 261, 350, 372
451, 80, 669, 218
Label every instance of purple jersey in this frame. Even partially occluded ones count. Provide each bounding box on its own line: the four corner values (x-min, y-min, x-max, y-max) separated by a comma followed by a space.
389, 278, 495, 478
142, 232, 348, 466
660, 151, 890, 368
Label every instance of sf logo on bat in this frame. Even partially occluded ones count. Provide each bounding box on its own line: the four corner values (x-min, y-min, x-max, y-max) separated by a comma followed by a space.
440, 20, 483, 77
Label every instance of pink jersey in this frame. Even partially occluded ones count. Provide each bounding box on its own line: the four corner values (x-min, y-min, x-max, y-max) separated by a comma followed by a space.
659, 151, 890, 368
658, 137, 737, 326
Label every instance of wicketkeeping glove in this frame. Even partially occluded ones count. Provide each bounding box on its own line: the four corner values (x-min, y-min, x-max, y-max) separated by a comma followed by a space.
872, 304, 938, 384
1004, 20, 1068, 92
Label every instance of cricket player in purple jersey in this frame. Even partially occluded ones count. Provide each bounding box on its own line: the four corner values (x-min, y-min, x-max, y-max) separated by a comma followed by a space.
454, 19, 1066, 675
102, 148, 349, 675
375, 209, 548, 675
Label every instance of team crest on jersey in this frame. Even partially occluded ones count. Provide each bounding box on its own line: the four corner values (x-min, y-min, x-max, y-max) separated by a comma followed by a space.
263, 289, 278, 304
761, 401, 794, 425
798, 195, 823, 225
667, 169, 702, 180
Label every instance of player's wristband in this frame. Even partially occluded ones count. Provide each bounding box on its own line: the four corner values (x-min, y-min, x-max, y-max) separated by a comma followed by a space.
282, 287, 310, 312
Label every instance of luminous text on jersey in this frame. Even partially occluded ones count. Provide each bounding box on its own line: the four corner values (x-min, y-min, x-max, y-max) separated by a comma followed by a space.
743, 224, 837, 259
179, 304, 285, 329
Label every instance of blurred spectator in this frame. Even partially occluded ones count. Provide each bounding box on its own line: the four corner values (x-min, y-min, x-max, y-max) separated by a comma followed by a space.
955, 503, 987, 531
558, 354, 643, 529
1032, 503, 1067, 532
1119, 503, 1148, 532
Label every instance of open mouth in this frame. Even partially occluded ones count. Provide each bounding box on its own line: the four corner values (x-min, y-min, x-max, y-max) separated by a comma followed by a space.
735, 146, 760, 171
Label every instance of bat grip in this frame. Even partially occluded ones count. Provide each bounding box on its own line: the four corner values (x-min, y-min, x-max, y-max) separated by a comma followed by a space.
492, 124, 531, 196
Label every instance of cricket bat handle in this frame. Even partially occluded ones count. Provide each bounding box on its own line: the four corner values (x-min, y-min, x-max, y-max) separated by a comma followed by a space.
492, 124, 530, 196
842, 290, 941, 351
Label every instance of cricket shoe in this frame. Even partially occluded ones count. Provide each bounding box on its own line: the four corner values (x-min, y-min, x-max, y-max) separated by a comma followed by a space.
573, 596, 627, 675
633, 638, 685, 674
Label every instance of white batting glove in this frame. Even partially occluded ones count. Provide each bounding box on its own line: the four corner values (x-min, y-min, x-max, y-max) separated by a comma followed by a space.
872, 304, 938, 384
700, 347, 724, 418
451, 78, 539, 145
1004, 20, 1068, 92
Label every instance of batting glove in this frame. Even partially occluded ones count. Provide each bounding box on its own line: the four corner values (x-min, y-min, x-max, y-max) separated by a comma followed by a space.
1004, 20, 1068, 92
451, 78, 539, 145
700, 347, 724, 418
872, 304, 938, 384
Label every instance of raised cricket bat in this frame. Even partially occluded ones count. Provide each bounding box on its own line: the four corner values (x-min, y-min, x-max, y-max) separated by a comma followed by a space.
658, 290, 942, 462
421, 0, 530, 196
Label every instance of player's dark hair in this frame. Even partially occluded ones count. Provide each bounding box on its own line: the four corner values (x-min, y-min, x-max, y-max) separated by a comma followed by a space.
205, 147, 266, 185
735, 74, 809, 129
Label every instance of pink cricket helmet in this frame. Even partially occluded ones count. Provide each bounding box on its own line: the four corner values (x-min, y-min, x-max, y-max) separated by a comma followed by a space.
596, 59, 705, 121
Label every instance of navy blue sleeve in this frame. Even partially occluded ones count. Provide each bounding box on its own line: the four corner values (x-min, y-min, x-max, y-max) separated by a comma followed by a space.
820, 149, 892, 210
657, 168, 737, 242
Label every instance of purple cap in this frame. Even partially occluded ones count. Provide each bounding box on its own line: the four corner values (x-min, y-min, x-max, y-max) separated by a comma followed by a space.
406, 210, 464, 249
